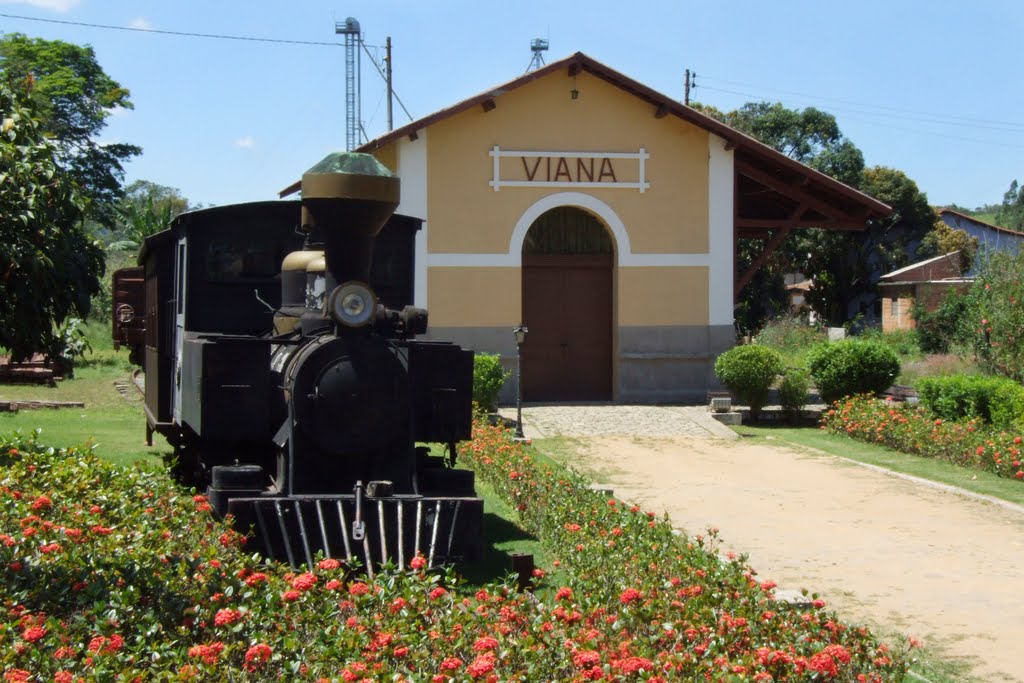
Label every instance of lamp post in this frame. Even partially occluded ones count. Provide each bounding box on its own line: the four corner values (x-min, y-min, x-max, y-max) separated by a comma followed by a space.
513, 324, 528, 440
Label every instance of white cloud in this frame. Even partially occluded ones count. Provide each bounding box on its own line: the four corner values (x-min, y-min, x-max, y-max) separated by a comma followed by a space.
234, 136, 256, 150
0, 0, 82, 12
128, 17, 153, 31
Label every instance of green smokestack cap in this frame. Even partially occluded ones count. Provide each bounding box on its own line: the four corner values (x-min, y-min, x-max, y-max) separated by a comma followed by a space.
305, 151, 395, 178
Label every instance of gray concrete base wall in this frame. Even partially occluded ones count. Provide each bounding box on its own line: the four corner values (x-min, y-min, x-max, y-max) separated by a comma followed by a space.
426, 324, 735, 406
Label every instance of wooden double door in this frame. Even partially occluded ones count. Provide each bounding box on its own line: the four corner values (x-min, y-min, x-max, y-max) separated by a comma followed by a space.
521, 253, 612, 401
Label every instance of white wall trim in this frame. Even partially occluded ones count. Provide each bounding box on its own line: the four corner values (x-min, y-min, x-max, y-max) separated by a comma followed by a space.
425, 191, 717, 268
426, 253, 711, 268
396, 130, 428, 308
707, 134, 734, 326
509, 192, 632, 265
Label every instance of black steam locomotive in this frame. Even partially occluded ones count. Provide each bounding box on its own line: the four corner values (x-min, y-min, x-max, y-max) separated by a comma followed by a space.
113, 153, 483, 570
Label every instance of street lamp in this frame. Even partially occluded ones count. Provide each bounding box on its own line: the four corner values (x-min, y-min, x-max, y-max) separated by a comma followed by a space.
513, 324, 528, 440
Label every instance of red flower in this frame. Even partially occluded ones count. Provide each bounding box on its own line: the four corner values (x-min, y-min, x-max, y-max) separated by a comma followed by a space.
473, 636, 499, 652
281, 590, 300, 602
245, 572, 268, 587
325, 579, 342, 591
348, 582, 370, 596
619, 587, 643, 604
410, 555, 427, 570
188, 642, 225, 664
573, 650, 601, 668
555, 587, 573, 601
317, 558, 340, 570
213, 609, 242, 627
31, 495, 52, 510
244, 643, 272, 670
467, 653, 496, 678
291, 572, 317, 591
429, 586, 448, 600
22, 626, 46, 642
4, 670, 30, 683
53, 672, 73, 683
440, 657, 463, 673
613, 657, 654, 674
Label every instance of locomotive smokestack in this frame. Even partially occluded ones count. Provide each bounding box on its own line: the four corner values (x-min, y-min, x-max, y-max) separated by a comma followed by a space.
300, 152, 399, 286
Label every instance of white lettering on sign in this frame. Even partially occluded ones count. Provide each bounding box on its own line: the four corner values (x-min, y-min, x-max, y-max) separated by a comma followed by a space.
488, 147, 650, 192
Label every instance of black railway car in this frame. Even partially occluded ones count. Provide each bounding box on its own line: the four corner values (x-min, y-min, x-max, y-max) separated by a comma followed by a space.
114, 153, 483, 571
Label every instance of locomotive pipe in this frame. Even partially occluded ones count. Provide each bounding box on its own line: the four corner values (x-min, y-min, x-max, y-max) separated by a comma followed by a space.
300, 153, 400, 287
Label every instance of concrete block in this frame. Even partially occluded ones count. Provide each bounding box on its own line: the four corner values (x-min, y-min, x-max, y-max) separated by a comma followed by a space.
711, 411, 742, 426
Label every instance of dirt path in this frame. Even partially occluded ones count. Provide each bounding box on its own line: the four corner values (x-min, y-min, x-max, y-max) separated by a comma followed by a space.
561, 434, 1024, 683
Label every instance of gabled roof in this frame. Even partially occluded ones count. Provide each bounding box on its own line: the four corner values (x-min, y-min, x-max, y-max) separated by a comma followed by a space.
280, 52, 892, 233
938, 208, 1024, 238
879, 251, 962, 282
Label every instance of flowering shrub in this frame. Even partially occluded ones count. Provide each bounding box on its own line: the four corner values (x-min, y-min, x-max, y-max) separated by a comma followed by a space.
969, 250, 1024, 381
0, 427, 909, 681
821, 395, 1024, 481
462, 420, 909, 681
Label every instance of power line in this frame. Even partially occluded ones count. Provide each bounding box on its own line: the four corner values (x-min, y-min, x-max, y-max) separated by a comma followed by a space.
698, 84, 1024, 137
0, 12, 341, 47
698, 75, 1024, 132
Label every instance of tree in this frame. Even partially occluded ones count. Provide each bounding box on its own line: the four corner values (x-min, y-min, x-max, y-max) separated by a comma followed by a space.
0, 76, 104, 361
718, 102, 864, 185
695, 100, 933, 327
0, 33, 141, 227
918, 218, 979, 273
800, 167, 934, 326
116, 180, 189, 245
995, 179, 1024, 231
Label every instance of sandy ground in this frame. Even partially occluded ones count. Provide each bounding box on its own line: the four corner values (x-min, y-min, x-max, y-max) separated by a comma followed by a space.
560, 434, 1024, 683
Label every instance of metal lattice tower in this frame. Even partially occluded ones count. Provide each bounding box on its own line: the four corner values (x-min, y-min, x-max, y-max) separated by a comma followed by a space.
335, 18, 362, 151
527, 38, 548, 72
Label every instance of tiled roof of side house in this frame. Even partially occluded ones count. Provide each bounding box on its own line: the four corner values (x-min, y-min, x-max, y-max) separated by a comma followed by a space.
939, 208, 1024, 238
879, 251, 962, 282
280, 52, 893, 225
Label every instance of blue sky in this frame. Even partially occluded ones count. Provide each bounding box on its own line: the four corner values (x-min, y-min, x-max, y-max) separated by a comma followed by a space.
1, 0, 1021, 211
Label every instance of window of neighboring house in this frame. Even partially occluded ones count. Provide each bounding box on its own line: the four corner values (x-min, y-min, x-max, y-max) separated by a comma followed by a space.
891, 298, 901, 321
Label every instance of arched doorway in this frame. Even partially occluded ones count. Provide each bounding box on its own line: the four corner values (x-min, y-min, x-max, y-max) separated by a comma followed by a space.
521, 206, 613, 401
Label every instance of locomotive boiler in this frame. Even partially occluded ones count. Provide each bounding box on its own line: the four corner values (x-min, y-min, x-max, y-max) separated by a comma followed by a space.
113, 153, 483, 570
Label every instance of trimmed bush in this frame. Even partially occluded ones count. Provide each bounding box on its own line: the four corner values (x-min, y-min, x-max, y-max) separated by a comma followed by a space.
918, 374, 1024, 431
806, 339, 900, 404
779, 368, 811, 416
472, 352, 510, 413
714, 344, 783, 419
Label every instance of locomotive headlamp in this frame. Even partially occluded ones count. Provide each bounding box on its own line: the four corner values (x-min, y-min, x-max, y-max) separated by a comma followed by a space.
328, 281, 377, 327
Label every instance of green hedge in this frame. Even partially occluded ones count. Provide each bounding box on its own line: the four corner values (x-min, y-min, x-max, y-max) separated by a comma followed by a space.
713, 345, 783, 418
916, 374, 1024, 431
472, 353, 511, 413
806, 340, 900, 404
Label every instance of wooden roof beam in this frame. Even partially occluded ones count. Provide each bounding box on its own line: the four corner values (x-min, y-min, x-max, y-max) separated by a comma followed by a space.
735, 227, 792, 300
736, 160, 863, 228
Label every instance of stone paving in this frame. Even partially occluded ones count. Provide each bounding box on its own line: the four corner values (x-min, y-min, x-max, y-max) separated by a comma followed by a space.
497, 404, 738, 440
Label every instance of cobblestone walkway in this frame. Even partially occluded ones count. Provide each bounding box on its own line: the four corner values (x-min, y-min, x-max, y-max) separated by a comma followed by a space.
498, 404, 738, 440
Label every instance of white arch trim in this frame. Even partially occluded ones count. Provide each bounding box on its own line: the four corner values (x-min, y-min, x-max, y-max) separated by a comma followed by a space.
426, 191, 711, 268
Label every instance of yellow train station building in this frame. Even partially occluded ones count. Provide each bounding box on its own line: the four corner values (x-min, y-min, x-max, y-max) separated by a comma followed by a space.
332, 53, 889, 402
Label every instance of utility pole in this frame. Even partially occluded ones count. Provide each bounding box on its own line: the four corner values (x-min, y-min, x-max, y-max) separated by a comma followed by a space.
684, 69, 691, 105
385, 36, 393, 132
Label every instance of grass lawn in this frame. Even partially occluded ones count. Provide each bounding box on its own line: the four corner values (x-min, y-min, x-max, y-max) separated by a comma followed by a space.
0, 327, 166, 469
733, 423, 1024, 508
